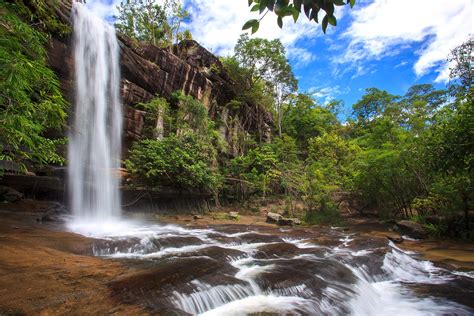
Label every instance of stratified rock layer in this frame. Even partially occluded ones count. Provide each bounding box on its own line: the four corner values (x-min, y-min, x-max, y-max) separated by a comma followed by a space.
46, 1, 273, 150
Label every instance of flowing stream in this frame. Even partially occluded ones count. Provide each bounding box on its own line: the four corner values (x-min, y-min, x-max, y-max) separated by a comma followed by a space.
68, 2, 122, 231
89, 223, 473, 315
66, 4, 473, 315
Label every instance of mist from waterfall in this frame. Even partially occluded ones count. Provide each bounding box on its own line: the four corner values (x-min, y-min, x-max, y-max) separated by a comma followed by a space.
68, 2, 122, 230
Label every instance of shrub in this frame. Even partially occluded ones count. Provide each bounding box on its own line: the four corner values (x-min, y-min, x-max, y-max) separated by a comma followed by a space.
125, 132, 222, 193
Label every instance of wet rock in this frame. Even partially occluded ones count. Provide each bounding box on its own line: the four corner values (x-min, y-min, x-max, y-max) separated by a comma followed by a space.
275, 217, 302, 226
228, 211, 239, 220
0, 185, 23, 202
109, 256, 237, 313
381, 219, 397, 225
254, 242, 301, 259
396, 220, 428, 239
193, 215, 203, 220
278, 217, 294, 226
40, 214, 55, 222
387, 235, 404, 244
266, 212, 282, 224
238, 233, 283, 244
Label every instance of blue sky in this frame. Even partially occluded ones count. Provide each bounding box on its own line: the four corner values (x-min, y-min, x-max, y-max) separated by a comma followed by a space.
88, 0, 472, 117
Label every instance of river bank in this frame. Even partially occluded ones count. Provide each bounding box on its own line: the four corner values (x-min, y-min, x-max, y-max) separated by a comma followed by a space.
0, 200, 473, 314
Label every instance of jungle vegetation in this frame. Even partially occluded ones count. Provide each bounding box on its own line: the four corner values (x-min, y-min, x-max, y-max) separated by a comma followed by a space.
1, 0, 472, 239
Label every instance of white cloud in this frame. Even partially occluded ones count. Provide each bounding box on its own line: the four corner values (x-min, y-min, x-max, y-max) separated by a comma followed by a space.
85, 0, 120, 21
87, 0, 325, 66
184, 0, 321, 61
308, 85, 350, 105
394, 60, 408, 69
338, 0, 473, 82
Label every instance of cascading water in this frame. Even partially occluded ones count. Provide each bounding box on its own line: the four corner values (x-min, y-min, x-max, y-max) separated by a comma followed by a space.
68, 2, 122, 230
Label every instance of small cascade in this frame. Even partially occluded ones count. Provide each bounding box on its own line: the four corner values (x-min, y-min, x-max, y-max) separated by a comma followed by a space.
88, 224, 473, 315
68, 2, 122, 226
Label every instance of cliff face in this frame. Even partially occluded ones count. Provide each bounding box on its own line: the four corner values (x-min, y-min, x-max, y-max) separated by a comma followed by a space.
46, 1, 273, 156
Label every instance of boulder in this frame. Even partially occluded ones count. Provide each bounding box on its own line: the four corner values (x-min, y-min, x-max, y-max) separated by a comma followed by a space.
228, 211, 239, 220
0, 186, 23, 202
277, 217, 303, 226
278, 217, 294, 226
293, 218, 302, 225
266, 212, 282, 224
396, 220, 428, 239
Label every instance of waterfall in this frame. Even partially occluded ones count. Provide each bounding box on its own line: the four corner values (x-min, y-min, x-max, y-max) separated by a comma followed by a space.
68, 2, 122, 223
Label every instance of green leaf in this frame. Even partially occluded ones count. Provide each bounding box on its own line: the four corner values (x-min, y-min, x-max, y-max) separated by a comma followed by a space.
349, 0, 356, 8
267, 0, 275, 11
259, 0, 269, 13
251, 4, 260, 11
242, 19, 258, 30
277, 16, 283, 28
251, 21, 260, 34
293, 0, 302, 11
322, 15, 328, 33
303, 4, 311, 18
328, 15, 337, 26
333, 0, 345, 5
279, 6, 294, 17
310, 7, 319, 22
248, 0, 253, 6
292, 9, 300, 23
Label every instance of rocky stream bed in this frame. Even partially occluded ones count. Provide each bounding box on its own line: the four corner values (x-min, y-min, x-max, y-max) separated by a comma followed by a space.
0, 200, 473, 315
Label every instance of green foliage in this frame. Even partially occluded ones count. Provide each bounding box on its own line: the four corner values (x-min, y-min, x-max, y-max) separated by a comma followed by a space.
283, 93, 337, 151
352, 88, 397, 126
229, 144, 281, 198
119, 37, 472, 239
126, 94, 223, 194
235, 34, 297, 91
14, 0, 70, 35
0, 2, 67, 173
135, 97, 171, 138
220, 56, 276, 146
172, 92, 211, 135
345, 64, 473, 238
234, 34, 297, 136
244, 0, 356, 34
115, 0, 190, 47
447, 38, 473, 99
304, 207, 342, 226
125, 132, 221, 193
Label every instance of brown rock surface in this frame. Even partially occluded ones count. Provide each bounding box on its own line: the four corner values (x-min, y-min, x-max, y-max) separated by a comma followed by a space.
0, 200, 145, 315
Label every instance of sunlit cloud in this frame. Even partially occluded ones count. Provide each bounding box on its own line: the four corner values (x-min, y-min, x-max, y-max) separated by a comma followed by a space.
336, 0, 472, 82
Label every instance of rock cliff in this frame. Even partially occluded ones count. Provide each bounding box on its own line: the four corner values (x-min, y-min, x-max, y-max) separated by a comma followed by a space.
46, 0, 273, 155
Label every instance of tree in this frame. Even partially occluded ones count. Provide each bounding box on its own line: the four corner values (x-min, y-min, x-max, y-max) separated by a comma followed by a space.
448, 38, 473, 99
115, 0, 189, 47
352, 88, 397, 126
0, 2, 67, 174
283, 93, 337, 151
125, 95, 222, 194
400, 84, 447, 133
234, 34, 297, 137
125, 133, 222, 193
244, 0, 356, 34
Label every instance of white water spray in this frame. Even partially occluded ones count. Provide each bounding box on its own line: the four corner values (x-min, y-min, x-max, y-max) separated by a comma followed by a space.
68, 2, 122, 229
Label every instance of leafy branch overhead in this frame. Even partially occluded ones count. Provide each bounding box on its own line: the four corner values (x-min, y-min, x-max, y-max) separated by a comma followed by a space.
243, 0, 356, 34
